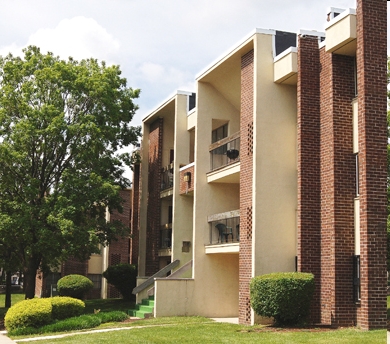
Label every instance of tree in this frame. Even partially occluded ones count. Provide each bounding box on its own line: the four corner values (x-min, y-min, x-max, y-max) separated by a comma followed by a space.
0, 46, 141, 299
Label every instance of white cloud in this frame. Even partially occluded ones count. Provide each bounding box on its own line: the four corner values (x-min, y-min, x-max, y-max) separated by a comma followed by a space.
28, 17, 120, 62
0, 16, 120, 64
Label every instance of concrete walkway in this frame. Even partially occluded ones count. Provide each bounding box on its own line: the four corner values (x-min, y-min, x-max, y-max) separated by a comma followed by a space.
0, 331, 15, 344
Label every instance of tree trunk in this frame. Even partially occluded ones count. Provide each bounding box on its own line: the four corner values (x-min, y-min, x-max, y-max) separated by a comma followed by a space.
24, 257, 41, 299
5, 270, 12, 308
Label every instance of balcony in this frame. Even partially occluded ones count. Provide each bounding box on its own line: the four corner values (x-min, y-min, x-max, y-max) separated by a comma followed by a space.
160, 163, 174, 198
274, 47, 297, 85
209, 132, 240, 172
159, 225, 172, 257
325, 9, 356, 56
179, 163, 195, 195
205, 210, 240, 254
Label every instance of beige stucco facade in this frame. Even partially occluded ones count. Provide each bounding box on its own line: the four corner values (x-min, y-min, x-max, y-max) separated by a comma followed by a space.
146, 29, 297, 320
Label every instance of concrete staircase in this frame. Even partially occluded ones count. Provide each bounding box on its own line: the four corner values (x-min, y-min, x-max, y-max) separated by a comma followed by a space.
128, 296, 154, 318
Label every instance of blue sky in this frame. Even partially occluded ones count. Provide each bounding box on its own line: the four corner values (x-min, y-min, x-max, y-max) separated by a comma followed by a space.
0, 0, 371, 127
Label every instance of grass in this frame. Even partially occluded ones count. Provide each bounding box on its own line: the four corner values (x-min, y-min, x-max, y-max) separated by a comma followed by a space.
10, 317, 386, 344
2, 296, 388, 343
0, 290, 25, 320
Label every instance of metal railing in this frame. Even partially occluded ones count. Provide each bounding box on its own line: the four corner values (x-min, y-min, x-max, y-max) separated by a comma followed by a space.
209, 132, 240, 171
159, 226, 172, 249
132, 259, 180, 295
209, 216, 240, 245
161, 163, 174, 190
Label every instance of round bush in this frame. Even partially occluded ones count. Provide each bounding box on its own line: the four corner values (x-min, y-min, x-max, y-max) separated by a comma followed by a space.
57, 274, 93, 300
103, 264, 137, 300
51, 296, 85, 320
5, 298, 52, 331
250, 272, 315, 325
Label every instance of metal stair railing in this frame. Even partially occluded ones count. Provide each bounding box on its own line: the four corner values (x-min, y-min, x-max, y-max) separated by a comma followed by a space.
147, 260, 193, 295
132, 259, 180, 295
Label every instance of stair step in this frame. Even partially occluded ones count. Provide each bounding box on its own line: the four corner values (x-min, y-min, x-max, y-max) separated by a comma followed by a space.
128, 297, 154, 319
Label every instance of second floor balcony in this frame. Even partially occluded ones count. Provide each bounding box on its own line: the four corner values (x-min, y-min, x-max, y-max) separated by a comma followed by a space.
209, 132, 240, 172
161, 163, 174, 191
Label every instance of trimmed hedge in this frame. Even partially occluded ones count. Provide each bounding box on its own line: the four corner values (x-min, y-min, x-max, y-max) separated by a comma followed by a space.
103, 264, 137, 300
4, 297, 86, 331
250, 272, 315, 325
57, 274, 94, 300
8, 311, 130, 336
51, 296, 85, 320
4, 298, 52, 331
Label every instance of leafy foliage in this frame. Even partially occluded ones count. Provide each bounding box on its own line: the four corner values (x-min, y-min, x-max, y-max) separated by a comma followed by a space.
103, 263, 137, 300
51, 296, 85, 320
4, 298, 52, 331
250, 272, 315, 325
57, 274, 94, 300
8, 311, 129, 336
0, 46, 141, 298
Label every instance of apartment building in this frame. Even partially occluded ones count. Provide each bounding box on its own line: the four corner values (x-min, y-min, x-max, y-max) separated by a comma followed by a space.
131, 0, 387, 329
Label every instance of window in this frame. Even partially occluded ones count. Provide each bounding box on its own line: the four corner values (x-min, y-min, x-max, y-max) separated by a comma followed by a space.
212, 124, 228, 143
355, 153, 359, 196
87, 274, 102, 290
353, 255, 361, 302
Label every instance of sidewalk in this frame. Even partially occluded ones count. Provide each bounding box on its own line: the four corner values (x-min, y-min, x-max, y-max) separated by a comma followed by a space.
0, 332, 15, 344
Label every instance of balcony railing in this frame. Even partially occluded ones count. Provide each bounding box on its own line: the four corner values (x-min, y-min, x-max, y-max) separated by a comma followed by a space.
160, 225, 172, 249
161, 163, 174, 191
208, 210, 240, 245
209, 132, 240, 172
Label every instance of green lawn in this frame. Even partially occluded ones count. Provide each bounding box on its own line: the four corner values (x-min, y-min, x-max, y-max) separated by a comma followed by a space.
2, 296, 388, 343
13, 317, 386, 344
0, 291, 25, 321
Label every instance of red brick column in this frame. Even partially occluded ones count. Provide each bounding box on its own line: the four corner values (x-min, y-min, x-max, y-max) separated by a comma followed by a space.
356, 0, 387, 330
130, 163, 140, 265
297, 35, 322, 324
108, 189, 131, 298
239, 49, 254, 325
319, 50, 356, 326
145, 118, 163, 276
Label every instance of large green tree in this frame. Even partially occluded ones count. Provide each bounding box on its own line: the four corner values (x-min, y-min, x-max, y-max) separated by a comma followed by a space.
0, 46, 141, 299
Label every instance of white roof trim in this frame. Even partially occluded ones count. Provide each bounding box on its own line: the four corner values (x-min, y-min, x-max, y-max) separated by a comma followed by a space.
273, 46, 297, 62
195, 28, 276, 80
142, 90, 194, 122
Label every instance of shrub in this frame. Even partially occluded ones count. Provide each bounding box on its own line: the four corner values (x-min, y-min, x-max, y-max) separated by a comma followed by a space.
8, 311, 129, 336
103, 264, 137, 300
95, 311, 129, 323
5, 298, 52, 331
57, 274, 94, 300
51, 296, 85, 320
250, 272, 315, 325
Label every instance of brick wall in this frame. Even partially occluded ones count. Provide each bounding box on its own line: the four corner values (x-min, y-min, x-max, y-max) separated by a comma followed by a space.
145, 118, 163, 276
130, 163, 140, 265
319, 50, 356, 326
297, 35, 322, 323
61, 258, 88, 276
107, 189, 131, 298
179, 165, 194, 195
356, 0, 387, 330
239, 49, 254, 325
